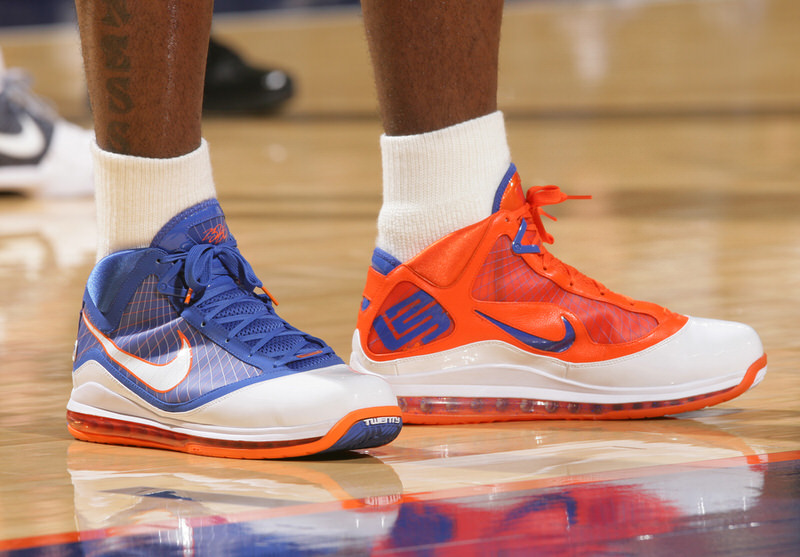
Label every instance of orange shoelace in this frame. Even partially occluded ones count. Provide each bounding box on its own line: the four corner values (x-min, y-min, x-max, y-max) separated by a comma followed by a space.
521, 185, 622, 299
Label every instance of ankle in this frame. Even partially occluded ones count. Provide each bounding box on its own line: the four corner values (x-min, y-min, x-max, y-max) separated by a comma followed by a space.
376, 111, 511, 262
93, 140, 217, 260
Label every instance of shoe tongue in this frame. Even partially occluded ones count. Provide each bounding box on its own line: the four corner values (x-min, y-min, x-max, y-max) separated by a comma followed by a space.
151, 199, 236, 252
491, 163, 527, 214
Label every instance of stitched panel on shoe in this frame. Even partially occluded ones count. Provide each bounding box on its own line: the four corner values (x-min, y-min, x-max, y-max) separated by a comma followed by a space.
472, 236, 657, 344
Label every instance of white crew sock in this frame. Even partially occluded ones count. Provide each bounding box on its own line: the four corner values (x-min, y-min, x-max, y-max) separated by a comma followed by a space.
376, 111, 512, 262
93, 139, 217, 260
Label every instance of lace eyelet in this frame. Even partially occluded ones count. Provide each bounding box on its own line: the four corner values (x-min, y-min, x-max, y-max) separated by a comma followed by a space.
200, 322, 206, 327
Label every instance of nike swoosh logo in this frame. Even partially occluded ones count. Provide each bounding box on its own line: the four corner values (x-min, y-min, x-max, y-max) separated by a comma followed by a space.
476, 310, 575, 353
83, 313, 193, 392
0, 113, 46, 159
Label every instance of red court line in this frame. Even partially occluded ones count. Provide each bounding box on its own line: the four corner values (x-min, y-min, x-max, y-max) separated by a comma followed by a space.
1, 449, 798, 553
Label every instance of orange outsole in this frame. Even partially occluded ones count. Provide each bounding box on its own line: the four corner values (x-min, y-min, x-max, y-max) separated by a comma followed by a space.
67, 405, 402, 459
399, 354, 767, 424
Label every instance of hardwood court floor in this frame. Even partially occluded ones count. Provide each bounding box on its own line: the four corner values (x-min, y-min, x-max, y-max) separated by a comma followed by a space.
0, 1, 799, 554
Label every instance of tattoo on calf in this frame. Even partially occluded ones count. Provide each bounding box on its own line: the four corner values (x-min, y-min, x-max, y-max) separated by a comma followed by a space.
100, 0, 132, 153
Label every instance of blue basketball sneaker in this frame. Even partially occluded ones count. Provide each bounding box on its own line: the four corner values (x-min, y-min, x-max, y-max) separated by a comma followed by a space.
68, 200, 402, 458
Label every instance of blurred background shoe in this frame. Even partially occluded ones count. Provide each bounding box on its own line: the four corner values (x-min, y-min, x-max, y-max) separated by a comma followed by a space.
203, 36, 294, 114
0, 50, 93, 198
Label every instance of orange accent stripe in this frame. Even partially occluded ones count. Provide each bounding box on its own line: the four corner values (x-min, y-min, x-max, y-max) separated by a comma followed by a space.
66, 405, 401, 460
261, 286, 279, 305
296, 350, 324, 359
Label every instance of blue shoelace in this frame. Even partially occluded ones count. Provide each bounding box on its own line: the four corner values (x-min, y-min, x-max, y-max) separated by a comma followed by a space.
159, 244, 335, 368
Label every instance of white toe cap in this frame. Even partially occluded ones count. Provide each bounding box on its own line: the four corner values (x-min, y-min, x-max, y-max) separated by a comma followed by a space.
568, 316, 764, 391
188, 364, 399, 429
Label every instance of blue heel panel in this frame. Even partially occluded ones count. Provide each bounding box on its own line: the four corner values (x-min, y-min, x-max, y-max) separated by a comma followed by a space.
371, 248, 402, 276
491, 163, 518, 213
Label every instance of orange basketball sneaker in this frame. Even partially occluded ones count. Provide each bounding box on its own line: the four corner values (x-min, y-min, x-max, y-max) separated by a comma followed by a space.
351, 165, 767, 424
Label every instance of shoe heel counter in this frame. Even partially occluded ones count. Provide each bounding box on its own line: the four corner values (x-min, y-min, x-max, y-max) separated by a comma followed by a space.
75, 249, 156, 371
86, 250, 147, 312
356, 266, 385, 349
85, 249, 163, 330
73, 304, 100, 372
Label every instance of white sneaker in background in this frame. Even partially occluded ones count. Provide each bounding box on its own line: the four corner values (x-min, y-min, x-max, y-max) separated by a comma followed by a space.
0, 67, 93, 197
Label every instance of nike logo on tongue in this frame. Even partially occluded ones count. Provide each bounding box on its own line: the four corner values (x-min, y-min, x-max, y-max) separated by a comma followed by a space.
151, 200, 235, 251
200, 222, 230, 244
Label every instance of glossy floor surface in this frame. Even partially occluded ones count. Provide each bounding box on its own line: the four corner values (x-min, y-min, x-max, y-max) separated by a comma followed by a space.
1, 1, 799, 555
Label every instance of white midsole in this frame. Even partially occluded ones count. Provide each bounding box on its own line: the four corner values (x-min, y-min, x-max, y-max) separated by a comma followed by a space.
378, 371, 762, 403
68, 360, 348, 441
350, 325, 766, 404
67, 384, 338, 442
352, 366, 751, 403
